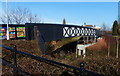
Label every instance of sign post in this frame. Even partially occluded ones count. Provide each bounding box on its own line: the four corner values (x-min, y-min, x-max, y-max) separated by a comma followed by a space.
6, 0, 9, 40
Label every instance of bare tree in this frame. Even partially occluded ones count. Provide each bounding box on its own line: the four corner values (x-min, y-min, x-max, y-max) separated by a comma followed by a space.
26, 13, 41, 23
101, 23, 112, 35
102, 23, 106, 35
26, 13, 33, 23
0, 7, 41, 24
0, 11, 13, 24
32, 14, 41, 23
11, 7, 29, 24
102, 23, 111, 57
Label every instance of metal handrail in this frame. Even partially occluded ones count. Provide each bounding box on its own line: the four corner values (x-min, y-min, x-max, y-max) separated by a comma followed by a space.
2, 58, 31, 76
1, 44, 105, 76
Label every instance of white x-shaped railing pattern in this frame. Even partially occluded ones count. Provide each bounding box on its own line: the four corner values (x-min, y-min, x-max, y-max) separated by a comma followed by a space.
63, 27, 96, 37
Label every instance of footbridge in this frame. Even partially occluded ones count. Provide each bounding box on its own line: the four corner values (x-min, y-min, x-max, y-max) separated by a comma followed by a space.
76, 43, 96, 58
26, 23, 101, 41
25, 23, 102, 54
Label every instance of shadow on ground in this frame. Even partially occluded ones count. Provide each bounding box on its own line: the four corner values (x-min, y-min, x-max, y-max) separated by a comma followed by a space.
51, 41, 78, 58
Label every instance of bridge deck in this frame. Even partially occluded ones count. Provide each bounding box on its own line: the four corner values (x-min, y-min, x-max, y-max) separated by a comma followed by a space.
25, 23, 101, 42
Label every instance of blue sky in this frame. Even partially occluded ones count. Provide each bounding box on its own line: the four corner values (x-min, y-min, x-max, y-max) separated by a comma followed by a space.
1, 0, 120, 2
1, 2, 118, 28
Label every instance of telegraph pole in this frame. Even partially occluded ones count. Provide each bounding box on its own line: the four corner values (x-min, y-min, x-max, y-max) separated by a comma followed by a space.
6, 0, 9, 40
108, 37, 110, 57
116, 37, 119, 58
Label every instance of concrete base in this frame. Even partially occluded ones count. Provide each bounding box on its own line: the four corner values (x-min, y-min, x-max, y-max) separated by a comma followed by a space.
76, 43, 96, 58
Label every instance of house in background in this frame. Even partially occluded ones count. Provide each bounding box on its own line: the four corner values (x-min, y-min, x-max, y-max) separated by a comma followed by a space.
84, 25, 101, 30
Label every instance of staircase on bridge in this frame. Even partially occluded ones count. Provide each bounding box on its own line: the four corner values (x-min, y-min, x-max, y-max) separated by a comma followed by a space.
25, 23, 101, 55
76, 36, 98, 58
76, 43, 96, 58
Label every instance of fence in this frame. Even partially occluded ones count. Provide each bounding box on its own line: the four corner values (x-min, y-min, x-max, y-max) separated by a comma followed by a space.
1, 44, 105, 76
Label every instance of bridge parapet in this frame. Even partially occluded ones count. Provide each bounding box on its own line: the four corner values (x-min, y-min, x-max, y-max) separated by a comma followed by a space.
25, 23, 101, 55
25, 23, 101, 42
63, 26, 96, 37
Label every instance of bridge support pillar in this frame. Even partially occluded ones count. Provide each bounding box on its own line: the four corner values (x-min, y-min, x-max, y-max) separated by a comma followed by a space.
83, 36, 86, 44
91, 36, 95, 43
93, 36, 97, 43
87, 36, 88, 43
76, 45, 86, 58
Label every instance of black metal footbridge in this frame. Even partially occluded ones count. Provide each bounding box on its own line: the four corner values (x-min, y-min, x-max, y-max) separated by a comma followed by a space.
25, 23, 102, 54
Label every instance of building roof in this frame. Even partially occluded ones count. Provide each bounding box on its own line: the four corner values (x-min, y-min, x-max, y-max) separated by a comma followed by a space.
84, 25, 93, 27
84, 25, 101, 30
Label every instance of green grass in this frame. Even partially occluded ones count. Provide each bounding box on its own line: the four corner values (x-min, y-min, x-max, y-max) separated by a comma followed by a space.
45, 36, 81, 54
55, 36, 80, 47
64, 56, 73, 60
